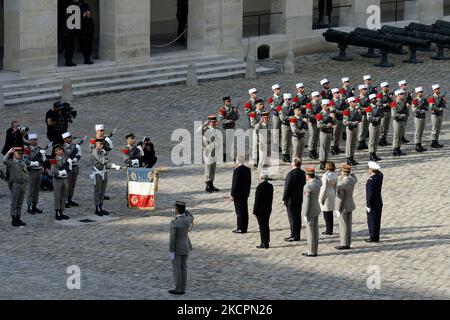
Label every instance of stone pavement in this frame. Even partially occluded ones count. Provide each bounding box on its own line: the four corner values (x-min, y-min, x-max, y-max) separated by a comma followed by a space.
0, 47, 449, 300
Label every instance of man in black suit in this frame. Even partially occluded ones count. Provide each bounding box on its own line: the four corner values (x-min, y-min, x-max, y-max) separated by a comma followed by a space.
283, 158, 306, 242
318, 0, 333, 27
230, 155, 251, 234
366, 161, 384, 242
253, 174, 274, 249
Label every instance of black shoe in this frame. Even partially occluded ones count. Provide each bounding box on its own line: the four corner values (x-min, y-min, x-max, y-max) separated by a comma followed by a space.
309, 151, 315, 160
331, 147, 337, 156
95, 206, 103, 216
11, 216, 20, 227
393, 148, 400, 157
357, 141, 365, 150
211, 184, 220, 192
32, 205, 43, 213
59, 211, 70, 220
103, 195, 110, 200
373, 153, 382, 161
16, 216, 26, 226
55, 210, 63, 221
402, 136, 410, 144
313, 151, 319, 159
335, 245, 351, 250
232, 229, 246, 234
100, 206, 109, 215
67, 199, 79, 207
415, 144, 422, 153
168, 290, 183, 295
65, 62, 77, 67
350, 157, 359, 166
256, 244, 269, 249
419, 143, 427, 152
84, 60, 94, 65
254, 163, 258, 168
398, 149, 407, 156
369, 153, 377, 161
363, 141, 369, 150
282, 154, 289, 163
302, 253, 317, 257
346, 158, 352, 165
322, 231, 332, 235
65, 203, 71, 208
205, 182, 213, 193
378, 138, 386, 147
27, 205, 36, 215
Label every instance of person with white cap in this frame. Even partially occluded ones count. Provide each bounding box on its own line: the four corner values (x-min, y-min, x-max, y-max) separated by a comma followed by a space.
280, 93, 295, 163
363, 75, 377, 95
398, 80, 412, 144
218, 96, 240, 163
254, 112, 273, 176
330, 88, 346, 155
341, 77, 354, 98
391, 90, 409, 156
91, 124, 115, 200
122, 133, 144, 168
293, 83, 309, 108
249, 99, 265, 167
316, 99, 335, 170
50, 144, 71, 221
411, 87, 429, 152
268, 84, 283, 152
343, 97, 362, 166
23, 133, 45, 215
366, 93, 384, 161
379, 82, 393, 147
429, 84, 446, 148
290, 105, 308, 159
62, 132, 83, 208
366, 161, 383, 243
320, 79, 332, 100
306, 91, 322, 159
357, 84, 370, 151
245, 88, 258, 122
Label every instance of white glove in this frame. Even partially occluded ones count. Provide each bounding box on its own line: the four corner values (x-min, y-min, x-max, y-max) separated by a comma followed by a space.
137, 145, 144, 156
303, 216, 308, 223
366, 207, 371, 213
111, 164, 121, 171
131, 159, 139, 167
335, 211, 341, 218
75, 144, 82, 157
67, 159, 73, 171
169, 252, 175, 261
30, 161, 40, 167
72, 158, 78, 164
58, 170, 68, 178
39, 150, 47, 161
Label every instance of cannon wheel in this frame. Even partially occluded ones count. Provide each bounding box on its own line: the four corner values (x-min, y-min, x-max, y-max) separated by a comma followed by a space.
361, 47, 381, 58
375, 50, 394, 67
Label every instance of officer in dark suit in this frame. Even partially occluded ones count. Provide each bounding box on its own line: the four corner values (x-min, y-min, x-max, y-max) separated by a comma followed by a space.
230, 155, 251, 234
81, 9, 94, 65
366, 161, 384, 242
253, 173, 274, 249
63, 0, 90, 67
283, 158, 306, 242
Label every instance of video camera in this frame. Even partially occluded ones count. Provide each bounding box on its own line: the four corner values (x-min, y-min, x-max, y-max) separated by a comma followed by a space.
17, 125, 29, 132
55, 101, 77, 124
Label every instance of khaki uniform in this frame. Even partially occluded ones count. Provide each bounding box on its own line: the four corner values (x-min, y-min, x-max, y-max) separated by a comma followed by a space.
380, 91, 393, 141
343, 107, 361, 158
392, 100, 409, 149
331, 98, 346, 150
269, 95, 283, 150
50, 155, 69, 211
317, 110, 335, 162
358, 95, 370, 143
279, 103, 295, 157
254, 121, 272, 172
412, 97, 428, 144
290, 116, 308, 159
23, 145, 44, 207
335, 173, 357, 247
3, 155, 28, 217
91, 148, 113, 206
302, 177, 322, 256
306, 101, 322, 154
366, 103, 384, 154
64, 142, 82, 201
429, 94, 446, 141
249, 110, 263, 164
201, 125, 221, 183
218, 105, 240, 161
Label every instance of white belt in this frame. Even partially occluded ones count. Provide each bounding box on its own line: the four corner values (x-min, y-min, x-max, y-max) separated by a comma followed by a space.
92, 166, 106, 181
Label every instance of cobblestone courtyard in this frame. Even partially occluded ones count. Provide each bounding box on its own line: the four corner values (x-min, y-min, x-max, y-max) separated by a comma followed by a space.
0, 48, 449, 300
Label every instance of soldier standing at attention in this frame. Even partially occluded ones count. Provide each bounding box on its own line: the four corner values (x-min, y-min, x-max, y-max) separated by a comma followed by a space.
378, 82, 393, 147
90, 124, 114, 200
317, 99, 335, 171
249, 100, 265, 167
411, 87, 428, 153
290, 105, 308, 160
335, 164, 357, 250
50, 144, 70, 221
366, 161, 383, 243
343, 97, 361, 166
23, 133, 45, 215
320, 79, 332, 100
330, 88, 346, 155
62, 132, 81, 208
341, 77, 354, 98
392, 90, 409, 157
366, 93, 384, 161
357, 84, 370, 151
302, 167, 322, 257
293, 83, 309, 110
364, 75, 378, 95
429, 84, 446, 149
255, 112, 272, 177
218, 97, 240, 163
169, 201, 194, 295
91, 139, 122, 216
197, 115, 221, 193
398, 80, 411, 144
3, 147, 28, 227
268, 84, 284, 152
279, 93, 295, 163
306, 91, 322, 160
245, 88, 258, 123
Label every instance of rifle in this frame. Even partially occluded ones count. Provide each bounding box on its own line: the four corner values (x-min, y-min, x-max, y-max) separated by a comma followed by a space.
108, 128, 117, 138
438, 91, 447, 109
68, 136, 87, 159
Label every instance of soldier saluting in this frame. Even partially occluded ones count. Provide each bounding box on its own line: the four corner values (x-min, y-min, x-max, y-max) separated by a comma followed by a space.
198, 115, 221, 193
218, 96, 240, 162
122, 133, 144, 167
23, 133, 45, 215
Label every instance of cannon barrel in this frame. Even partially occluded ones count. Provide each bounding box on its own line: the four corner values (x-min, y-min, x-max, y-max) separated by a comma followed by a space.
353, 27, 385, 40
435, 20, 450, 30
414, 30, 450, 45
381, 25, 416, 37
382, 33, 431, 49
435, 26, 450, 36
323, 29, 352, 44
349, 33, 403, 53
407, 22, 437, 33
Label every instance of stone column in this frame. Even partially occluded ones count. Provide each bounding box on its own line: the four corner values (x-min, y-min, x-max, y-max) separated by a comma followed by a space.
353, 0, 381, 28
270, 0, 286, 34
3, 0, 57, 72
99, 0, 150, 62
220, 0, 243, 54
417, 0, 443, 24
339, 0, 355, 27
404, 0, 419, 20
188, 0, 221, 52
285, 0, 313, 37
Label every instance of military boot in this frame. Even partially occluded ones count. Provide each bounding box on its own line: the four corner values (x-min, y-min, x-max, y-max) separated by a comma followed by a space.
402, 135, 410, 144
374, 153, 382, 161
369, 153, 377, 161
59, 210, 70, 220
95, 206, 103, 216
32, 204, 43, 213
27, 204, 36, 215
205, 182, 213, 193
419, 143, 427, 152
99, 205, 109, 216
16, 215, 26, 226
357, 141, 365, 150
55, 210, 63, 221
416, 144, 422, 153
11, 216, 20, 227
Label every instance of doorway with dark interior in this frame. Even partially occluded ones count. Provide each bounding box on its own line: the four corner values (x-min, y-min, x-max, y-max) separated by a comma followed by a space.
57, 0, 100, 67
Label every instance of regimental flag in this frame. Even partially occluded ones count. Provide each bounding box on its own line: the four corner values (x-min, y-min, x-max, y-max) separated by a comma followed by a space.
127, 168, 155, 210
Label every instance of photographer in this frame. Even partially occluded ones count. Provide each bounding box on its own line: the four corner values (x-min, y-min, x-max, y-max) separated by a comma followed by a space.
2, 121, 27, 155
138, 137, 158, 169
46, 102, 66, 145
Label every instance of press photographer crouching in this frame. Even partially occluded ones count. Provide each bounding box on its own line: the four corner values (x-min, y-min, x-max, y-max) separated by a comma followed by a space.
138, 137, 158, 169
46, 102, 77, 145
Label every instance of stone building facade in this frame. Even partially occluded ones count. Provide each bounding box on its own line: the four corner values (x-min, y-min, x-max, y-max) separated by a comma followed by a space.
0, 0, 449, 73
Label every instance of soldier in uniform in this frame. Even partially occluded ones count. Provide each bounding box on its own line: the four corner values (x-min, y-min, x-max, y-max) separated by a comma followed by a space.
306, 91, 322, 160
317, 99, 336, 171
279, 93, 295, 163
330, 88, 346, 155
379, 82, 393, 147
320, 79, 332, 100
198, 115, 221, 193
302, 167, 322, 257
50, 144, 70, 220
62, 132, 81, 208
268, 84, 283, 152
23, 133, 45, 215
3, 147, 28, 227
343, 97, 361, 166
429, 84, 446, 148
122, 133, 144, 167
169, 201, 194, 295
335, 164, 357, 250
290, 105, 308, 159
364, 75, 378, 95
254, 112, 273, 177
90, 124, 114, 200
90, 139, 122, 216
366, 161, 383, 243
392, 90, 409, 156
341, 77, 354, 98
292, 83, 309, 110
366, 93, 384, 161
218, 97, 240, 162
245, 88, 258, 123
357, 84, 370, 150
249, 100, 265, 167
412, 87, 429, 152
398, 80, 412, 144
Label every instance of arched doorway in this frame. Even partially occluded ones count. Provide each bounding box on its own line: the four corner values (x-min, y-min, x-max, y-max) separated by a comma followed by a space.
0, 0, 4, 70
150, 0, 188, 55
57, 0, 100, 66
